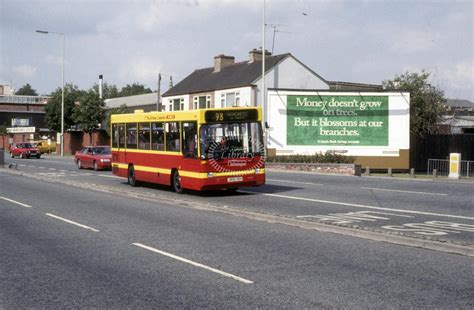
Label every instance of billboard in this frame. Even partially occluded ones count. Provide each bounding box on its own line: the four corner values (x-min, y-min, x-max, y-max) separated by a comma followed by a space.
268, 91, 410, 157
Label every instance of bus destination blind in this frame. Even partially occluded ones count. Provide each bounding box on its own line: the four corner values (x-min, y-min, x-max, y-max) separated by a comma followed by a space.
205, 109, 258, 123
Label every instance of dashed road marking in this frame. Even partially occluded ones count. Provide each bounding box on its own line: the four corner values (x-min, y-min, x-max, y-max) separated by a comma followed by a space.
361, 187, 447, 196
0, 196, 33, 208
133, 243, 254, 284
45, 213, 99, 232
267, 179, 322, 186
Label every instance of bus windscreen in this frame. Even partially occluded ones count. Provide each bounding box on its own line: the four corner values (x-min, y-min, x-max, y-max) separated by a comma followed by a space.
199, 122, 263, 159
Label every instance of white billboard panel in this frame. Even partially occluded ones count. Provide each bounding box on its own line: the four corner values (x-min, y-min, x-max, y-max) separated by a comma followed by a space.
267, 90, 410, 156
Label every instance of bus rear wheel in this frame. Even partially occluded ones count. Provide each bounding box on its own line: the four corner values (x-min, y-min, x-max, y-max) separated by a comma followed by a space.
172, 170, 184, 194
128, 165, 138, 187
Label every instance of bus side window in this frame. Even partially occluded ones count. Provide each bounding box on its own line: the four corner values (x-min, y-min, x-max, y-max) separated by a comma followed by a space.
118, 124, 125, 148
183, 122, 197, 158
151, 122, 164, 151
165, 122, 180, 152
112, 124, 118, 148
126, 123, 137, 149
138, 122, 151, 150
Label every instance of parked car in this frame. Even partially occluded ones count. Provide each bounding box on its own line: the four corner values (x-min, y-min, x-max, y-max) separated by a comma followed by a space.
74, 146, 112, 171
9, 142, 41, 159
33, 140, 57, 154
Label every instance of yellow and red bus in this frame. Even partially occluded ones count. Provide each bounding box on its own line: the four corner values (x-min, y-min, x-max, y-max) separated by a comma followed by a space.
110, 107, 265, 193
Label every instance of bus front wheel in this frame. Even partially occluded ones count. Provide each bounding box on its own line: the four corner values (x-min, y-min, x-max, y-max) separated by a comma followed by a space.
172, 170, 184, 194
128, 165, 138, 187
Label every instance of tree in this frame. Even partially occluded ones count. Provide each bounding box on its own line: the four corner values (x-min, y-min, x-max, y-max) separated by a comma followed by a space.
383, 71, 447, 136
118, 83, 152, 97
45, 84, 85, 132
106, 104, 128, 131
15, 83, 38, 96
92, 82, 119, 99
73, 89, 106, 142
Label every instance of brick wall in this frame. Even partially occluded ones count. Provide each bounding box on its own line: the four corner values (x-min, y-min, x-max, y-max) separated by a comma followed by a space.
62, 130, 110, 155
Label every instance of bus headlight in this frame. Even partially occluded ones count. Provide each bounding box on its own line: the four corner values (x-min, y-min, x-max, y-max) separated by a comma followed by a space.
255, 168, 261, 174
207, 172, 214, 178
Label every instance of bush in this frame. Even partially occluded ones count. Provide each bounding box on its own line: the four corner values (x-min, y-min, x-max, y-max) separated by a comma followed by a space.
267, 151, 355, 164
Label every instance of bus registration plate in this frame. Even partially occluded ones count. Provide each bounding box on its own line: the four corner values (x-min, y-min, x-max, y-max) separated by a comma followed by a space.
227, 176, 243, 183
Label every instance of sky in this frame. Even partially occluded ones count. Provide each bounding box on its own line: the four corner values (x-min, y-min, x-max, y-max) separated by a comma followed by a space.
1, 0, 473, 100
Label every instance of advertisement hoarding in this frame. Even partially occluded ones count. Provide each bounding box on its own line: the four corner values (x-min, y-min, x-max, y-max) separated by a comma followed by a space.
268, 91, 410, 159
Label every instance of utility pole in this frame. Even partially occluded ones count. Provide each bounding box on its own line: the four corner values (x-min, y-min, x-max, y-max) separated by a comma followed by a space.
262, 0, 267, 155
169, 75, 173, 89
157, 73, 161, 111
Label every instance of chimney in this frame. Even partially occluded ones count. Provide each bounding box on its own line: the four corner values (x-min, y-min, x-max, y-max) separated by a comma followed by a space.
249, 48, 271, 62
98, 74, 104, 99
214, 54, 235, 72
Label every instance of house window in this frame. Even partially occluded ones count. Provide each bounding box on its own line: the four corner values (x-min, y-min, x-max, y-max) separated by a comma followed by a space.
193, 96, 210, 109
220, 91, 240, 107
170, 98, 185, 111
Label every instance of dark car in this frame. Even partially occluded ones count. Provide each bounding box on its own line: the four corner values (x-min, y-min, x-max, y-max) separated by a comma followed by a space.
74, 146, 112, 171
9, 143, 41, 159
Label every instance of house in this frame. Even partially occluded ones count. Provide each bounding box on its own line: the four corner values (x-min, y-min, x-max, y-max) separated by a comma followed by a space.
161, 49, 331, 111
0, 84, 52, 148
445, 99, 474, 116
436, 99, 474, 134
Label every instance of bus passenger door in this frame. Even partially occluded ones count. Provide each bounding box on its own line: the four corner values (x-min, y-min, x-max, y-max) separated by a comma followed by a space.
183, 122, 198, 160
113, 124, 126, 175
182, 122, 199, 188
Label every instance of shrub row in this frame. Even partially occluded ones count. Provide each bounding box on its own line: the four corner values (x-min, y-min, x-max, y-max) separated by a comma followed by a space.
266, 152, 355, 164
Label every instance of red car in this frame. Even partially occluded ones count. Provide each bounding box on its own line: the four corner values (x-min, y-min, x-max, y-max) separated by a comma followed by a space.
74, 146, 112, 171
9, 142, 41, 159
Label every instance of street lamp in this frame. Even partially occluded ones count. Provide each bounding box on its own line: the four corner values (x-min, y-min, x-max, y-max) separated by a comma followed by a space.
36, 29, 65, 157
262, 0, 267, 155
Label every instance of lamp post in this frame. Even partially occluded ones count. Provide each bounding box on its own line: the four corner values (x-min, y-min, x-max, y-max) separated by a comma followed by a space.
36, 29, 65, 157
262, 0, 267, 154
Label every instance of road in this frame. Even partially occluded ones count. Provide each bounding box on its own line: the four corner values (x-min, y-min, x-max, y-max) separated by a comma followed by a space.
5, 155, 474, 246
1, 155, 473, 307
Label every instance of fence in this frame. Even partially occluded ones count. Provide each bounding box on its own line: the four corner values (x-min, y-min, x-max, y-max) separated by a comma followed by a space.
411, 134, 474, 171
427, 159, 474, 177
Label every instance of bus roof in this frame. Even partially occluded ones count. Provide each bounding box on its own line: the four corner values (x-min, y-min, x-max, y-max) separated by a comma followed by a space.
110, 107, 262, 123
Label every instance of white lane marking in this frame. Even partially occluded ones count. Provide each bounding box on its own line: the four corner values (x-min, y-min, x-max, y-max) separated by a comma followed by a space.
48, 168, 57, 171
19, 164, 26, 167
267, 178, 322, 186
59, 170, 68, 172
240, 191, 474, 220
0, 196, 33, 208
361, 187, 447, 196
133, 243, 254, 284
45, 213, 99, 232
39, 167, 46, 169
27, 165, 35, 168
97, 174, 122, 179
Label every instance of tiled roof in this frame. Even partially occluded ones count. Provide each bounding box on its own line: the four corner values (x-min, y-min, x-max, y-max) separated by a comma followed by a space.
446, 99, 474, 108
162, 53, 290, 97
105, 92, 158, 109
